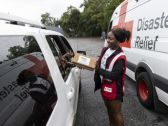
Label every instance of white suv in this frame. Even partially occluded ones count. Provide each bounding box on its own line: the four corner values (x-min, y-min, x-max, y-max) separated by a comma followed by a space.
0, 14, 81, 126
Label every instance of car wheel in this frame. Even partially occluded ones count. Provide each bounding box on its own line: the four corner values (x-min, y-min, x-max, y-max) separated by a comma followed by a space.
136, 72, 154, 109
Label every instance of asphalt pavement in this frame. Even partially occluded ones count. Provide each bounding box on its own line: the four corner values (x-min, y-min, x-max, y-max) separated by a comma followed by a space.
68, 38, 168, 126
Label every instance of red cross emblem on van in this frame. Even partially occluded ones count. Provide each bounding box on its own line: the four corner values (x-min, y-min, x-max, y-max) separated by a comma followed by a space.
113, 0, 133, 48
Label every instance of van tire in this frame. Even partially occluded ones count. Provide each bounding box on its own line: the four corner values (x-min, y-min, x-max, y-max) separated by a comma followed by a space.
136, 72, 154, 109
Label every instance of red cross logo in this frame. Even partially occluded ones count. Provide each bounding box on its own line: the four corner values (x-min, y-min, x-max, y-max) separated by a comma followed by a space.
113, 0, 133, 48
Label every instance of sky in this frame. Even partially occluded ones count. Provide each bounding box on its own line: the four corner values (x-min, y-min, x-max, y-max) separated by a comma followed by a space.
0, 0, 84, 24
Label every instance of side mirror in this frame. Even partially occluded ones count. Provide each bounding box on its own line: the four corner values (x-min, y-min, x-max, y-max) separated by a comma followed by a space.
77, 51, 86, 55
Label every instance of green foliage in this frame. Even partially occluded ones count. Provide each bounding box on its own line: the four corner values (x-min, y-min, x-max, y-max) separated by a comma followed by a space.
60, 6, 81, 37
79, 0, 106, 36
41, 0, 123, 37
41, 13, 60, 26
79, 0, 123, 36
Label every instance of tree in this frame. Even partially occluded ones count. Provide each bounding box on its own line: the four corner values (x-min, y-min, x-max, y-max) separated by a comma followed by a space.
55, 0, 124, 37
79, 0, 123, 36
41, 13, 60, 26
78, 0, 106, 36
60, 6, 81, 37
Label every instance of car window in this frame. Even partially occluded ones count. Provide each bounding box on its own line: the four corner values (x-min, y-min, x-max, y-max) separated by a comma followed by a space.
59, 36, 73, 53
47, 35, 66, 55
46, 36, 66, 77
46, 35, 74, 80
0, 36, 57, 126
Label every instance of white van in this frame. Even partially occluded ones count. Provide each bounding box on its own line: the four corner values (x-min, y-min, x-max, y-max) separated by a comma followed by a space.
107, 0, 168, 112
0, 13, 81, 126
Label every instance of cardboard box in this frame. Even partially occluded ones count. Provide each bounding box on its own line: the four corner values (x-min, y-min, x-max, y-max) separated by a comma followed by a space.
71, 53, 97, 71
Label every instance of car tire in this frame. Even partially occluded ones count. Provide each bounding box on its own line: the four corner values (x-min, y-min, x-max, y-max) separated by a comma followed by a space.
136, 72, 154, 109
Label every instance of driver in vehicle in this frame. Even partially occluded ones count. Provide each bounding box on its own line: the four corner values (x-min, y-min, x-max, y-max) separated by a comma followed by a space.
17, 70, 57, 126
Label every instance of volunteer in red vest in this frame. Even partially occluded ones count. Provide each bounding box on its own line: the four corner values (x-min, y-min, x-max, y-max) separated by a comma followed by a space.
94, 28, 130, 126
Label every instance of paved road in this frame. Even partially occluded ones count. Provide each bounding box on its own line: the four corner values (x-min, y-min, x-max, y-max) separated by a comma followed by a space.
68, 38, 168, 126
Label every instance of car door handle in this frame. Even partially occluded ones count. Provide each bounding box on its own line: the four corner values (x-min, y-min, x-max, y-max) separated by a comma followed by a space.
67, 87, 74, 101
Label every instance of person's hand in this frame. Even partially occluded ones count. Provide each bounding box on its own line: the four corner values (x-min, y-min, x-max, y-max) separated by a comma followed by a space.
62, 51, 74, 60
66, 51, 74, 58
61, 56, 68, 69
61, 51, 74, 68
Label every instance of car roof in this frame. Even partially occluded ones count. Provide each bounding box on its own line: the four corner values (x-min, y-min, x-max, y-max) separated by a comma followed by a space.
0, 22, 63, 36
0, 12, 63, 36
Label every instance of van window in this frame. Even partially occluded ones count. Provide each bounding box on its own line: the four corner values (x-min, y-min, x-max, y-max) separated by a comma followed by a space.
0, 36, 57, 126
46, 35, 74, 80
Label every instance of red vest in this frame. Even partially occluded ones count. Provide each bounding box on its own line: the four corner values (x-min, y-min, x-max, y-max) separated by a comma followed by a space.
100, 48, 126, 100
